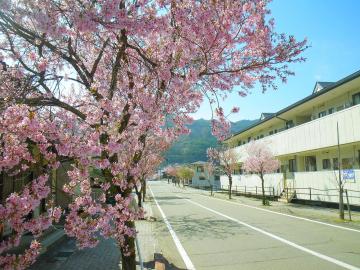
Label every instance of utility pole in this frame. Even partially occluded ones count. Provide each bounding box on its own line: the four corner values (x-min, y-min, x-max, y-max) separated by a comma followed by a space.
337, 122, 344, 220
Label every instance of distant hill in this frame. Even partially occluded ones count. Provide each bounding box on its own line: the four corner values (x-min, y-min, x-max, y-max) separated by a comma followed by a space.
164, 118, 257, 165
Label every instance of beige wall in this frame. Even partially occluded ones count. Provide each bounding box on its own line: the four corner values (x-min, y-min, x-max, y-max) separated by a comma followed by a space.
232, 104, 360, 162
227, 79, 360, 148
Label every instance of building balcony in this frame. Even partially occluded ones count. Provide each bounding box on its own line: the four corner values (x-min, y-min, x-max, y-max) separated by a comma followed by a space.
233, 104, 360, 160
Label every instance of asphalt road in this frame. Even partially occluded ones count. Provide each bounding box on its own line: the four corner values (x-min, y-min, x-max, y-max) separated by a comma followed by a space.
148, 181, 360, 270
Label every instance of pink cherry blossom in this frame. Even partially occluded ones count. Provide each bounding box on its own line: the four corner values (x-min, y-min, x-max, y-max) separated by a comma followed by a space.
0, 1, 306, 268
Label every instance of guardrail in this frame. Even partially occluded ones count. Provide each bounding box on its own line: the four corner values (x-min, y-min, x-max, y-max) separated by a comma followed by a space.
192, 184, 278, 200
286, 187, 360, 204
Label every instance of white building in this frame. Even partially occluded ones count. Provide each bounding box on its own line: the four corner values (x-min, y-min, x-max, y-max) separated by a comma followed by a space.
223, 70, 360, 205
190, 161, 220, 188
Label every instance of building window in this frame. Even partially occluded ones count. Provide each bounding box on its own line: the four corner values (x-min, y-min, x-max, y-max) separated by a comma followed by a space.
353, 92, 360, 106
322, 159, 331, 170
328, 108, 334, 114
288, 159, 296, 172
260, 134, 264, 139
333, 158, 339, 170
197, 166, 204, 172
199, 175, 206, 180
305, 156, 317, 171
286, 120, 294, 129
237, 141, 242, 146
274, 129, 278, 134
214, 175, 220, 181
248, 137, 251, 142
269, 131, 273, 135
337, 105, 344, 112
342, 158, 353, 169
318, 111, 326, 118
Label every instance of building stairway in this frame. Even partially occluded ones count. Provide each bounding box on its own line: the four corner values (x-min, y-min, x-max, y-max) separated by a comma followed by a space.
278, 188, 296, 203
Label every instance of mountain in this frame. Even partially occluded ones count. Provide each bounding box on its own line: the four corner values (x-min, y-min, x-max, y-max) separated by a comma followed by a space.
164, 118, 257, 165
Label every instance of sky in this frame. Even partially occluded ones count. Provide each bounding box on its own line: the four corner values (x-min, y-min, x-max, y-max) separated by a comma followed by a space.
192, 0, 360, 122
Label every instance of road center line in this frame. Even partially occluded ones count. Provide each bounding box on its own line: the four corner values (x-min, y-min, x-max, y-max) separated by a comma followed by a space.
196, 193, 360, 233
149, 187, 196, 270
179, 196, 360, 270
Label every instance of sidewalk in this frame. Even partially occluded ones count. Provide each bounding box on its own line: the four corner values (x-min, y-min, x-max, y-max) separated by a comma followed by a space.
29, 199, 159, 270
135, 200, 159, 270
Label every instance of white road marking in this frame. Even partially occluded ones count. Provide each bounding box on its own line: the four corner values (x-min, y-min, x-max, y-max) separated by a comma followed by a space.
149, 187, 196, 270
180, 196, 360, 270
197, 193, 360, 233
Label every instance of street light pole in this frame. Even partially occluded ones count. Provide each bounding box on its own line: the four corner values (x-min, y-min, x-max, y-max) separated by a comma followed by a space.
337, 122, 344, 220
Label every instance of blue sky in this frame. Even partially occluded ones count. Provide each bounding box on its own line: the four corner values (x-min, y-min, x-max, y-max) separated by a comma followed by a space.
192, 0, 360, 122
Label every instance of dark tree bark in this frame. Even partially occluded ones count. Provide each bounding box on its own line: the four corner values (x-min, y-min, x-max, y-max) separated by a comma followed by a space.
339, 186, 344, 220
228, 174, 232, 199
120, 220, 136, 270
120, 186, 137, 270
134, 185, 142, 207
142, 180, 146, 202
260, 173, 266, 205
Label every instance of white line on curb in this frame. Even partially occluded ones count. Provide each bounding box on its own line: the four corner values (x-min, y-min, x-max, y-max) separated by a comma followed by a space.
149, 187, 196, 270
198, 194, 360, 233
180, 196, 360, 270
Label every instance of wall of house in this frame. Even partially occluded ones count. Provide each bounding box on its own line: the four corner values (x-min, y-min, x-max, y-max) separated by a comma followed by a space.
232, 104, 360, 162
279, 144, 360, 173
311, 88, 360, 120
219, 170, 360, 205
190, 165, 221, 187
55, 162, 73, 209
229, 86, 360, 151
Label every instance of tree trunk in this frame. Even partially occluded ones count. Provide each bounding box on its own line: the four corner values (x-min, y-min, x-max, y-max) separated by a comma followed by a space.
261, 174, 266, 205
119, 180, 138, 270
142, 180, 146, 202
134, 185, 142, 208
228, 175, 232, 199
339, 186, 345, 220
121, 220, 137, 270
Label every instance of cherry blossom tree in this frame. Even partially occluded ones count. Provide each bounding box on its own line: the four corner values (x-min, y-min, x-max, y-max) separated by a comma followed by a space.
0, 1, 307, 269
243, 142, 280, 205
207, 146, 239, 199
165, 166, 180, 186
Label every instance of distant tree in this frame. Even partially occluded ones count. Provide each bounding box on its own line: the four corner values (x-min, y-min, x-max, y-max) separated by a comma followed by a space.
207, 146, 239, 199
166, 166, 179, 186
177, 167, 195, 187
243, 142, 280, 205
135, 136, 169, 207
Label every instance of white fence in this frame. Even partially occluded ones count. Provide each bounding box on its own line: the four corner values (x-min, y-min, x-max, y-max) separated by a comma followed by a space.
293, 170, 360, 205
220, 173, 283, 196
219, 170, 360, 205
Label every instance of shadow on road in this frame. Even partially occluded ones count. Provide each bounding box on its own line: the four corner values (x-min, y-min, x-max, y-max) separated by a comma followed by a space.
141, 253, 187, 270
154, 214, 243, 240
